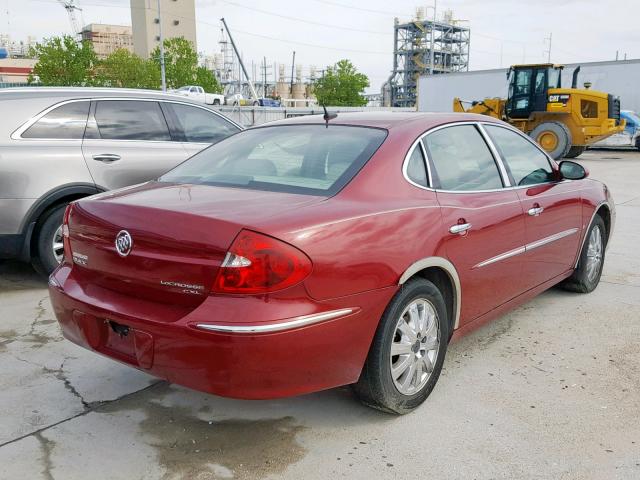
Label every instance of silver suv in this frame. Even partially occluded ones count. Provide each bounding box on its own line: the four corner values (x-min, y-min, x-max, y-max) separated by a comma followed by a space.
0, 87, 242, 274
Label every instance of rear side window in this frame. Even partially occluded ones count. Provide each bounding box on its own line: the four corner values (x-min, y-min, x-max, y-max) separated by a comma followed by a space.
405, 144, 428, 187
423, 125, 504, 191
92, 100, 171, 141
160, 124, 387, 196
484, 125, 553, 186
165, 103, 239, 143
22, 101, 89, 139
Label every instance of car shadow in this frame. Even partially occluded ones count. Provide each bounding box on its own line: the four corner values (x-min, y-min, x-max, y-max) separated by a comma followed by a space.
0, 260, 47, 292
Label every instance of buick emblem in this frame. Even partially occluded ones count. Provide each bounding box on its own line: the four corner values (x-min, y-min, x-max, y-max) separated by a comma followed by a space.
115, 230, 133, 257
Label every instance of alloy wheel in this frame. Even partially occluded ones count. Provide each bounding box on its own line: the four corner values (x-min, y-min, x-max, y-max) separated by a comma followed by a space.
585, 225, 603, 282
390, 298, 440, 396
52, 224, 64, 263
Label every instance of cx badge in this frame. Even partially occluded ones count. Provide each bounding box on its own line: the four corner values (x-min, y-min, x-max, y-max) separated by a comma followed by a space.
115, 230, 133, 257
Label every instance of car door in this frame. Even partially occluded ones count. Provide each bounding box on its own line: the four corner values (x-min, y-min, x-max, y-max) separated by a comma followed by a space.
159, 101, 241, 158
422, 123, 527, 323
483, 124, 583, 287
81, 99, 190, 190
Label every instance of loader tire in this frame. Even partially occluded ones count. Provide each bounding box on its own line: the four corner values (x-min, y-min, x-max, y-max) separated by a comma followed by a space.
530, 122, 572, 160
565, 145, 586, 158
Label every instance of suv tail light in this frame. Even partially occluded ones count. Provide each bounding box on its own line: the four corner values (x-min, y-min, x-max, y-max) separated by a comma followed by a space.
213, 230, 312, 294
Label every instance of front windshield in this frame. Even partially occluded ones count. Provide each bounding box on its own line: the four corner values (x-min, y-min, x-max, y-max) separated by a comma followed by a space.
160, 124, 387, 196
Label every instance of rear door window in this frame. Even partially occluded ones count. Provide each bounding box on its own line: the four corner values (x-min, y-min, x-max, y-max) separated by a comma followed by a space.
164, 103, 239, 144
160, 124, 387, 196
484, 125, 554, 186
21, 101, 90, 139
423, 124, 504, 191
92, 100, 171, 141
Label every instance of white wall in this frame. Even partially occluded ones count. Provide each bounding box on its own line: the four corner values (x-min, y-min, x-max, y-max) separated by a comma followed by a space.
418, 59, 640, 113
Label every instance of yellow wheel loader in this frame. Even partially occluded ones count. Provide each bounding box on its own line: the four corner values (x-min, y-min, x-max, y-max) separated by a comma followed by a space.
453, 64, 625, 159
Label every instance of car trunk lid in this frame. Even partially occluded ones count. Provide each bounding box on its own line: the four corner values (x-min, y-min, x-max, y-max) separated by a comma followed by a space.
67, 182, 323, 311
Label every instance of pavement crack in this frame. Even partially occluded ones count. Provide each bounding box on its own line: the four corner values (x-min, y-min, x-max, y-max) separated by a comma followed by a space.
34, 431, 55, 480
43, 360, 90, 410
0, 381, 166, 450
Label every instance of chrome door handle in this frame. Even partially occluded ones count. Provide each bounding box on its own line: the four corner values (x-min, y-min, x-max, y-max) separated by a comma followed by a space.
92, 153, 121, 162
449, 223, 472, 235
528, 206, 544, 216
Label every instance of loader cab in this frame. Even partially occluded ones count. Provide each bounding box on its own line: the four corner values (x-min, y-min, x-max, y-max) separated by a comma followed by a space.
505, 64, 563, 119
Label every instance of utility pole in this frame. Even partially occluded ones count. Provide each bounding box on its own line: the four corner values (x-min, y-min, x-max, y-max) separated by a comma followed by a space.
290, 51, 296, 99
263, 56, 267, 97
544, 32, 552, 63
157, 0, 166, 92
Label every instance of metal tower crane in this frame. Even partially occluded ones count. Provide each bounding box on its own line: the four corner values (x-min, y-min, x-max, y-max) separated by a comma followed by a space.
56, 0, 83, 36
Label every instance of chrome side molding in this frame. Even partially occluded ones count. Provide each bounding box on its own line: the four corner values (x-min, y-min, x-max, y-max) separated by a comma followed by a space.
196, 308, 355, 334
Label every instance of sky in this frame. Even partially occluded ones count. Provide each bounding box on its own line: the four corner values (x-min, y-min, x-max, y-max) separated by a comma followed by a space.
2, 0, 640, 93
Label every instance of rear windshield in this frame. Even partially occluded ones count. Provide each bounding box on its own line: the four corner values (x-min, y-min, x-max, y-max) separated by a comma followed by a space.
160, 124, 387, 196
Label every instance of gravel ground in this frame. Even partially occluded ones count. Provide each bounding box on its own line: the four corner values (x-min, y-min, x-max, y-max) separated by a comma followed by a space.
0, 149, 638, 480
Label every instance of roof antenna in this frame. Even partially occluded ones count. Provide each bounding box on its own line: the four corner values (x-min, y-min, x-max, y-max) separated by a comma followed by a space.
322, 104, 337, 128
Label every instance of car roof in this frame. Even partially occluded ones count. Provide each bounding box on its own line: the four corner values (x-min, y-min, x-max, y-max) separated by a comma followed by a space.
0, 86, 205, 104
264, 111, 504, 131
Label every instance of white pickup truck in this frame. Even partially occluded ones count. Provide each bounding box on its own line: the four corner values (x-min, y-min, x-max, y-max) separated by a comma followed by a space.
172, 86, 225, 105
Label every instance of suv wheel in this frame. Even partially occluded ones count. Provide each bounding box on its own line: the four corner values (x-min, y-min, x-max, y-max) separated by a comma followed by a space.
33, 204, 67, 276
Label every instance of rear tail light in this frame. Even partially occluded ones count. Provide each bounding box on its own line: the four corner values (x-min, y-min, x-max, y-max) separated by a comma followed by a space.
213, 229, 312, 294
62, 203, 74, 260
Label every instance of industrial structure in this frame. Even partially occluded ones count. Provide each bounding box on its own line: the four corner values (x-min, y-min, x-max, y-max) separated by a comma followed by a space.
130, 0, 197, 58
0, 35, 37, 58
215, 23, 316, 106
385, 9, 470, 107
81, 24, 133, 59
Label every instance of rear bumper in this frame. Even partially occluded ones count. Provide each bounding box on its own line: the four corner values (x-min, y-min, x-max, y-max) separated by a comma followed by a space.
49, 264, 396, 399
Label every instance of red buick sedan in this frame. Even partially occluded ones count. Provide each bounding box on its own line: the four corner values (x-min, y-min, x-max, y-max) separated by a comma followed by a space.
49, 112, 614, 413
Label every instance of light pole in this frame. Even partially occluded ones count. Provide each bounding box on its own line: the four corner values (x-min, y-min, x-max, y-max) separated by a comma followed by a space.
157, 0, 166, 92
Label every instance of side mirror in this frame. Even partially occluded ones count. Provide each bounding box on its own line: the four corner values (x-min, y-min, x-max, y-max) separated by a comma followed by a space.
559, 160, 588, 180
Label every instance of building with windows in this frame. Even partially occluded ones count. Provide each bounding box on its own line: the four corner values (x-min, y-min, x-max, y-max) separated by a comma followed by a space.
0, 58, 37, 84
81, 24, 133, 59
130, 0, 197, 58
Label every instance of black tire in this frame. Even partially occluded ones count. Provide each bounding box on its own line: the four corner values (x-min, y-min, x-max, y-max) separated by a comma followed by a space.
529, 121, 572, 159
253, 101, 260, 106
565, 145, 586, 158
352, 278, 449, 414
32, 204, 67, 276
213, 99, 221, 105
560, 215, 606, 293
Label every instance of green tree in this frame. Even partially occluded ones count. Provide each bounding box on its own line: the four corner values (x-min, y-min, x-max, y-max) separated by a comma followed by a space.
194, 66, 222, 94
151, 37, 221, 92
96, 49, 160, 89
29, 35, 99, 86
313, 59, 369, 106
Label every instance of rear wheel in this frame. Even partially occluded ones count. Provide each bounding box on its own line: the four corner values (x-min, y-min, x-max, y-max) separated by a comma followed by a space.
529, 121, 572, 159
32, 204, 67, 276
213, 99, 221, 105
560, 215, 606, 293
565, 145, 586, 158
352, 278, 449, 414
